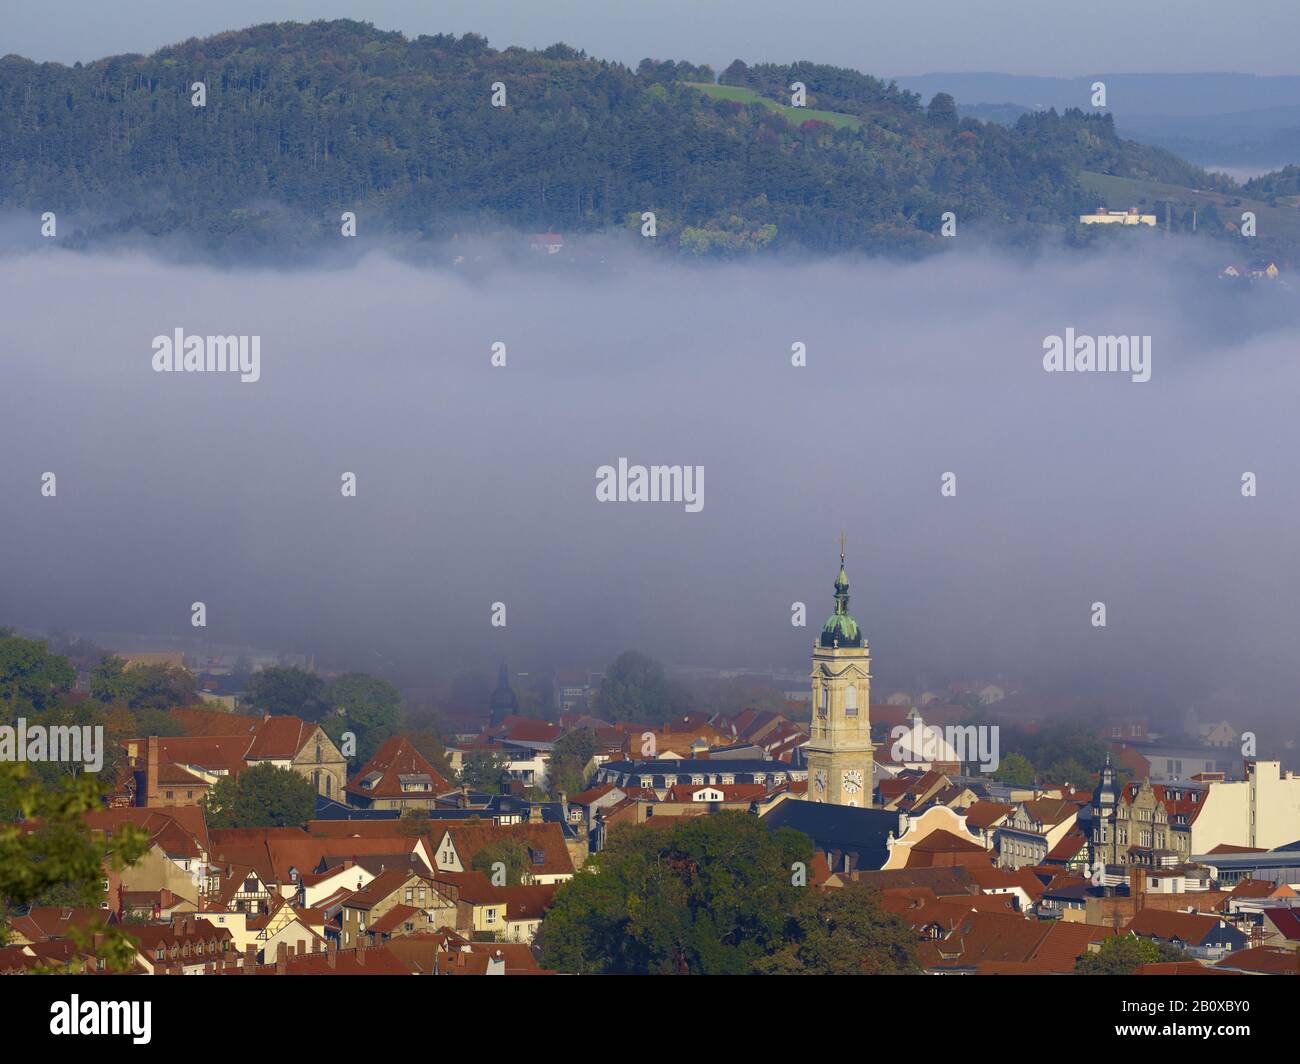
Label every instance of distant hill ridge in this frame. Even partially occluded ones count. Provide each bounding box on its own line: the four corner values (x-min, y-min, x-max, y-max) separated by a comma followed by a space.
0, 20, 1246, 255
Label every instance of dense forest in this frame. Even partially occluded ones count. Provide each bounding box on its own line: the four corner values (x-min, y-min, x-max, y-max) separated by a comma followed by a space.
0, 19, 1241, 255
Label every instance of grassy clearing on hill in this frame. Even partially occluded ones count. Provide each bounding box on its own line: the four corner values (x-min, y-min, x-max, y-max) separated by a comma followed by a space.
685, 82, 863, 130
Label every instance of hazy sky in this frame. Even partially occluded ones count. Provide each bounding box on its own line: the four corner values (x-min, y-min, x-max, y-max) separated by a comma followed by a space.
5, 233, 1300, 725
4, 0, 1299, 77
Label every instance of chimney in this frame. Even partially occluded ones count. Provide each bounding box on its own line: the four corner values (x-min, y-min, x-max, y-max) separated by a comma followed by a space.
242, 945, 255, 974
146, 736, 160, 806
357, 946, 366, 968
528, 803, 543, 825
1129, 866, 1146, 902
276, 941, 288, 974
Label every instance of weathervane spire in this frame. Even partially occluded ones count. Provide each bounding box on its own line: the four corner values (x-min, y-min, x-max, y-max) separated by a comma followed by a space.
839, 530, 845, 564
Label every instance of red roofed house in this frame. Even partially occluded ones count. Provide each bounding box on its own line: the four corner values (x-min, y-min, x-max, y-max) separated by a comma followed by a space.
1125, 908, 1250, 956
125, 711, 347, 807
346, 735, 454, 810
1261, 907, 1300, 950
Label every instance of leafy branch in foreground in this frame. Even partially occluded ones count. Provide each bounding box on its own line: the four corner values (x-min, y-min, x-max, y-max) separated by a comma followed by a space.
0, 763, 150, 971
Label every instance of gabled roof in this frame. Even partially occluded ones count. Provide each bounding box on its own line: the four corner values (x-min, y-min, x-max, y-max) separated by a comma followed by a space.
1125, 908, 1226, 944
245, 716, 322, 760
435, 822, 575, 878
1016, 797, 1081, 827
1262, 907, 1300, 941
494, 884, 559, 921
568, 783, 619, 805
1215, 946, 1299, 975
347, 736, 452, 800
1046, 830, 1088, 862
1227, 878, 1279, 899
759, 801, 898, 870
480, 715, 564, 746
963, 800, 1013, 829
1028, 922, 1117, 974
7, 907, 115, 943
918, 910, 1049, 970
209, 827, 433, 885
368, 904, 422, 935
343, 868, 426, 911
909, 829, 985, 855
965, 865, 1046, 899
127, 919, 232, 952
168, 707, 262, 737
84, 806, 210, 856
855, 866, 980, 897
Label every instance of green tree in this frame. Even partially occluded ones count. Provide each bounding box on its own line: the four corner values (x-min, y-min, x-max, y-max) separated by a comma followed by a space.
90, 657, 198, 710
993, 751, 1036, 786
596, 651, 692, 725
0, 763, 150, 970
459, 750, 506, 791
549, 728, 597, 796
400, 728, 455, 780
0, 632, 75, 713
471, 838, 532, 885
755, 885, 920, 974
326, 672, 400, 763
245, 666, 327, 720
201, 762, 315, 829
89, 655, 133, 704
537, 811, 812, 974
1076, 934, 1191, 974
927, 91, 958, 125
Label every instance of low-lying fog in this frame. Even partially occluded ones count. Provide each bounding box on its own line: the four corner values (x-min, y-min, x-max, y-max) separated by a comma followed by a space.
3, 233, 1298, 724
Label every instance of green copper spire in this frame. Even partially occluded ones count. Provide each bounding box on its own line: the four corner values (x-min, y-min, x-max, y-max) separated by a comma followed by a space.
820, 535, 864, 648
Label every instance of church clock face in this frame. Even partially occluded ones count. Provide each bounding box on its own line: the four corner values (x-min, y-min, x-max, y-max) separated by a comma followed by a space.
813, 769, 827, 796
842, 769, 863, 795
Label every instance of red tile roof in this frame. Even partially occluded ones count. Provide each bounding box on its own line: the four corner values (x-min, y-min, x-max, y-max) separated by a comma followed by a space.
347, 736, 452, 800
1263, 907, 1300, 941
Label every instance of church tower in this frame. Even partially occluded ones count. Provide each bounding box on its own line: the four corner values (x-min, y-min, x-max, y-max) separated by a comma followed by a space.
488, 663, 519, 726
805, 538, 875, 807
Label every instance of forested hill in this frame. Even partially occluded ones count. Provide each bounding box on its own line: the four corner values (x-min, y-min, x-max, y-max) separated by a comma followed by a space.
0, 19, 1232, 255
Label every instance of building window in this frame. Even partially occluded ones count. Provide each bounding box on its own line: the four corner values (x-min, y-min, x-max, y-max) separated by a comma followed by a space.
845, 685, 858, 716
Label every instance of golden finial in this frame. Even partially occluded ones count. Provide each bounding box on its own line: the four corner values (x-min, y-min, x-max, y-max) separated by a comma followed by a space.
839, 530, 846, 564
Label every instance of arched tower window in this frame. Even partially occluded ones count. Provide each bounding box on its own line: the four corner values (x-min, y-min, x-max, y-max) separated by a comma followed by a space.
819, 685, 828, 716
845, 684, 858, 716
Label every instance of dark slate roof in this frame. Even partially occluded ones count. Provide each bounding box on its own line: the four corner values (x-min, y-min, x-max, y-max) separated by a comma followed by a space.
600, 759, 798, 775
759, 801, 898, 871
313, 796, 399, 820
311, 794, 579, 838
